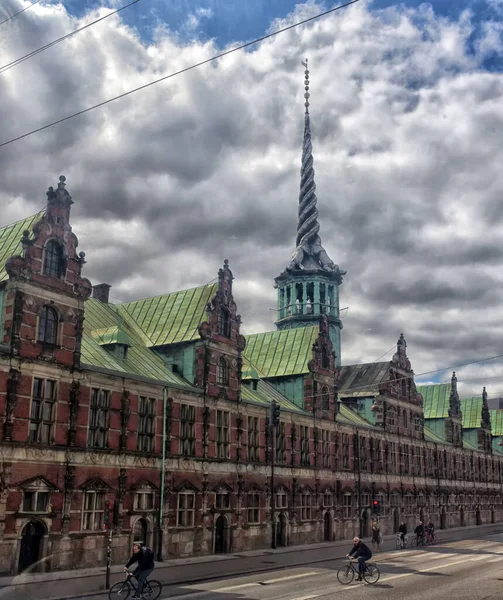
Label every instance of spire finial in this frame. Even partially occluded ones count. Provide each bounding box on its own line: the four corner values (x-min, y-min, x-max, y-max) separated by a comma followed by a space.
301, 57, 310, 114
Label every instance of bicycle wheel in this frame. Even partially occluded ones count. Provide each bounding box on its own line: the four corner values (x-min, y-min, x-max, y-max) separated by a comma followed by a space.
144, 580, 162, 600
337, 565, 355, 585
363, 564, 380, 585
109, 581, 132, 600
396, 538, 401, 549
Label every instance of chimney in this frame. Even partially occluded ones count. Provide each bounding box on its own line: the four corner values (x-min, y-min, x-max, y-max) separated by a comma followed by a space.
92, 283, 111, 304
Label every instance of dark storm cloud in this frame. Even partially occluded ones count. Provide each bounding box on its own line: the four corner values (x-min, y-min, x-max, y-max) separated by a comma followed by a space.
0, 0, 503, 386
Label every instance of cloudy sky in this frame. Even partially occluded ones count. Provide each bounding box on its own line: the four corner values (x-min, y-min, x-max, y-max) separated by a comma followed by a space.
1, 0, 503, 398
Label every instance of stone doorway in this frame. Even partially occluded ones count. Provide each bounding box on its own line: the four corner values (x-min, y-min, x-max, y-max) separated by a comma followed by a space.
214, 515, 228, 554
133, 518, 148, 546
276, 513, 287, 547
18, 521, 45, 573
324, 512, 332, 542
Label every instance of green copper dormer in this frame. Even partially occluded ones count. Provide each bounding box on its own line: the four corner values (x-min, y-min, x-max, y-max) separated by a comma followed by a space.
91, 325, 131, 360
274, 59, 345, 365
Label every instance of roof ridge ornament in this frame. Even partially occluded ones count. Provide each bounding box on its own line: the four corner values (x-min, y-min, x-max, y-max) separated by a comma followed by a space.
286, 58, 345, 279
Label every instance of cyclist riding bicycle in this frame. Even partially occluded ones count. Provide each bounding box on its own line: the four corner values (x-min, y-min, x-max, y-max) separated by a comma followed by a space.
414, 521, 425, 546
398, 521, 407, 547
124, 542, 155, 599
346, 537, 373, 581
426, 522, 435, 542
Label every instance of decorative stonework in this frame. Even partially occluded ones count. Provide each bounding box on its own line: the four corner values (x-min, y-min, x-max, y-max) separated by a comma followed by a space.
68, 380, 80, 446
3, 369, 20, 441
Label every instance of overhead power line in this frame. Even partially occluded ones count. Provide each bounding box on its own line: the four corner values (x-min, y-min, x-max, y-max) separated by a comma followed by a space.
0, 0, 361, 149
0, 0, 141, 74
0, 0, 42, 27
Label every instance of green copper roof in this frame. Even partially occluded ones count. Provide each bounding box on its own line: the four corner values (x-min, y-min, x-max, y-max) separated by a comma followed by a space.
490, 409, 503, 437
243, 326, 319, 378
463, 437, 479, 451
82, 298, 192, 388
338, 403, 376, 428
117, 284, 217, 347
424, 426, 450, 445
91, 325, 130, 346
0, 212, 44, 283
241, 380, 307, 414
417, 383, 451, 419
460, 396, 483, 429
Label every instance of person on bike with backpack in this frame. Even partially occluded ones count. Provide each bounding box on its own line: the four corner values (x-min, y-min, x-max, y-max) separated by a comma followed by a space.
398, 521, 407, 548
414, 521, 425, 546
124, 542, 155, 599
346, 537, 373, 581
426, 521, 435, 543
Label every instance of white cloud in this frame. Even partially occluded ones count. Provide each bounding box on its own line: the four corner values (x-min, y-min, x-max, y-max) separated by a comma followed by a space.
0, 0, 503, 394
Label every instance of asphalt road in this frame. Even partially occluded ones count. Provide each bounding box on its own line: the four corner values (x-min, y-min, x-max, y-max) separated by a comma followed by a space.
154, 533, 503, 600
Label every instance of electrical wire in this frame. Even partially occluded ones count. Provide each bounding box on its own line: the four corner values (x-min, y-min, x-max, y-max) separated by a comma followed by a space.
0, 0, 140, 74
0, 0, 42, 27
372, 345, 395, 362
0, 0, 361, 149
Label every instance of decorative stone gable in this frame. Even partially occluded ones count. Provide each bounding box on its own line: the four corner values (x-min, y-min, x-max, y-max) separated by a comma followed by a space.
480, 387, 492, 454
446, 372, 463, 447
305, 315, 338, 416
2, 176, 92, 368
195, 260, 246, 401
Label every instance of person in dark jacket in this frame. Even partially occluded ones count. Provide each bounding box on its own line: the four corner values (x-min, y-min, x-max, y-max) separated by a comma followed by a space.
414, 521, 425, 546
124, 542, 155, 599
398, 522, 407, 548
346, 537, 373, 581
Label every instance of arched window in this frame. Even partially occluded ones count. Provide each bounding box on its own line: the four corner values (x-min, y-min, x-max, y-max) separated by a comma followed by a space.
321, 386, 330, 411
219, 308, 231, 337
38, 306, 58, 345
217, 357, 229, 385
321, 348, 330, 369
43, 240, 66, 278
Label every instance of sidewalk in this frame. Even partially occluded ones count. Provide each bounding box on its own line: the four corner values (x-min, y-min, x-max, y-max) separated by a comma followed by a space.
2, 522, 502, 600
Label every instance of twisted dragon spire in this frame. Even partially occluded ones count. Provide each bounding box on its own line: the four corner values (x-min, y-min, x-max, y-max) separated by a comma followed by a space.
287, 59, 345, 278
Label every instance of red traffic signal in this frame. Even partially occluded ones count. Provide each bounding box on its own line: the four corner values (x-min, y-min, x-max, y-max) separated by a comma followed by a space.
373, 500, 378, 506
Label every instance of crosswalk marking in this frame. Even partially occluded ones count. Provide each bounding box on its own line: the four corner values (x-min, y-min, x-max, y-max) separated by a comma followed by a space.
261, 571, 319, 584
467, 555, 487, 562
290, 595, 320, 600
215, 582, 261, 592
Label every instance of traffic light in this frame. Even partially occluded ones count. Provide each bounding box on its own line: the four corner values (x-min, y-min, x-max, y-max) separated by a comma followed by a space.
270, 401, 281, 427
372, 499, 380, 514
104, 500, 111, 527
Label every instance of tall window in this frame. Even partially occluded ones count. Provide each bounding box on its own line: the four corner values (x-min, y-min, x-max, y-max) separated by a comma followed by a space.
322, 429, 331, 468
43, 240, 65, 278
82, 490, 105, 531
216, 410, 230, 459
300, 491, 312, 520
134, 489, 155, 511
321, 348, 330, 369
360, 437, 368, 470
248, 416, 260, 462
276, 422, 286, 463
180, 404, 196, 456
219, 308, 231, 337
217, 357, 229, 385
88, 389, 110, 448
342, 434, 350, 469
137, 397, 156, 453
38, 306, 58, 345
300, 426, 310, 466
321, 386, 330, 411
216, 490, 230, 509
247, 491, 260, 523
29, 378, 57, 443
177, 491, 195, 527
276, 489, 288, 509
343, 493, 352, 518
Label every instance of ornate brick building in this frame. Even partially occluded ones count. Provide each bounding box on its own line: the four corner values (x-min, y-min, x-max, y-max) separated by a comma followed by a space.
1, 63, 503, 575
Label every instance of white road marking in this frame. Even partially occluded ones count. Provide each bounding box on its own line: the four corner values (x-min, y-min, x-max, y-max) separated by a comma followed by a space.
215, 582, 261, 592
290, 595, 320, 600
487, 556, 503, 563
261, 571, 319, 584
467, 555, 487, 562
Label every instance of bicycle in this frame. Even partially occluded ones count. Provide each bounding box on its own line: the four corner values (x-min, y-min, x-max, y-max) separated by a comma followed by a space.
413, 534, 425, 548
108, 572, 162, 600
425, 531, 436, 545
337, 559, 380, 585
396, 533, 408, 549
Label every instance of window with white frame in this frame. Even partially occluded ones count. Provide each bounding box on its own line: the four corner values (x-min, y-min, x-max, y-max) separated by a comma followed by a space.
137, 397, 156, 453
88, 388, 110, 448
180, 404, 196, 456
177, 491, 195, 527
323, 492, 333, 507
343, 493, 352, 518
23, 489, 49, 513
134, 488, 155, 511
216, 410, 230, 459
216, 489, 230, 510
247, 491, 260, 524
217, 356, 229, 385
29, 378, 57, 444
300, 491, 312, 521
361, 493, 369, 507
82, 490, 105, 531
276, 489, 288, 509
247, 416, 260, 462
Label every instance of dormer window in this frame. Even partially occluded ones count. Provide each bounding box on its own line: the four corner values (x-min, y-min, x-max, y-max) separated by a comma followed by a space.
104, 343, 128, 360
38, 306, 58, 346
23, 490, 49, 513
43, 240, 66, 278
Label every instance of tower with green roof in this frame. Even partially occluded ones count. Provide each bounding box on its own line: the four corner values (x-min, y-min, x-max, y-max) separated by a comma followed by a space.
274, 59, 345, 366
